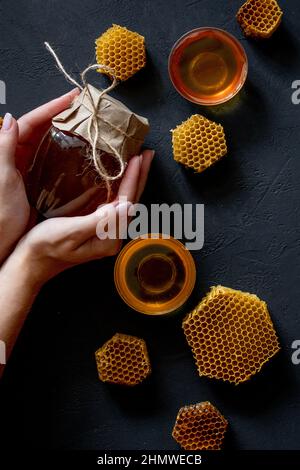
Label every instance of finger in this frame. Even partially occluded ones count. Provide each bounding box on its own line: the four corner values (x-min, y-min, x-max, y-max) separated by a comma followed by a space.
78, 202, 131, 259
96, 201, 131, 240
67, 202, 119, 243
43, 186, 100, 218
135, 149, 155, 202
17, 88, 80, 143
117, 155, 142, 203
77, 236, 121, 262
0, 114, 19, 167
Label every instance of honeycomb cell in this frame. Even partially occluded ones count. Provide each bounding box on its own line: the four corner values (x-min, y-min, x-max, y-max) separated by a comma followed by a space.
171, 114, 227, 173
95, 333, 151, 386
182, 286, 280, 385
95, 24, 146, 81
172, 402, 228, 450
237, 0, 283, 39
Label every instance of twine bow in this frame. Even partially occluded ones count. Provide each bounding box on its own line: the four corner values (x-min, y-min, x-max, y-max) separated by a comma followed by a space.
44, 41, 125, 201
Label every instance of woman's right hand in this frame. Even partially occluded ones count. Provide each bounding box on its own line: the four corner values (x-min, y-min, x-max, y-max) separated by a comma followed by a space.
8, 150, 154, 288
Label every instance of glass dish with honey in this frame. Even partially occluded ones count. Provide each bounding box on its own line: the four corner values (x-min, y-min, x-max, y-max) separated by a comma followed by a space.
114, 235, 196, 316
168, 27, 248, 106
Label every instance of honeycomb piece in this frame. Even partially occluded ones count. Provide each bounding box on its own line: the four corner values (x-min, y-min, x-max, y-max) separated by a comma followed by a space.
237, 0, 283, 39
95, 24, 146, 81
95, 333, 151, 386
171, 114, 227, 173
172, 402, 228, 450
0, 117, 3, 129
183, 286, 280, 385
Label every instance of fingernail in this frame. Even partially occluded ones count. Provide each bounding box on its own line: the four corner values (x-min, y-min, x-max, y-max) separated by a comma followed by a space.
142, 149, 155, 161
2, 112, 13, 131
133, 154, 141, 166
69, 87, 80, 96
146, 150, 155, 161
58, 88, 80, 101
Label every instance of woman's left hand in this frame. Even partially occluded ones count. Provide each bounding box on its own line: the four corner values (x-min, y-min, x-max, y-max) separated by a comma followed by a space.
0, 88, 80, 264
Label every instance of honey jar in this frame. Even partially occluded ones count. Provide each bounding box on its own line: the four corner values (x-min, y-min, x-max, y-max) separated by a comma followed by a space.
26, 84, 149, 218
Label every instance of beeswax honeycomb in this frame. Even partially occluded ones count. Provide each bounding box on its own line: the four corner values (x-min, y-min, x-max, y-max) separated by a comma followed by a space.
237, 0, 283, 39
172, 402, 228, 450
95, 24, 146, 81
183, 286, 280, 385
171, 114, 227, 173
95, 333, 151, 386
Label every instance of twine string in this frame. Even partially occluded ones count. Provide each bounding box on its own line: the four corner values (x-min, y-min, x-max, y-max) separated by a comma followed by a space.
44, 42, 126, 202
45, 42, 83, 90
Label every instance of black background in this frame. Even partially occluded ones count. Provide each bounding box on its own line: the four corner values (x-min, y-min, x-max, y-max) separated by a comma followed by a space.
0, 0, 300, 451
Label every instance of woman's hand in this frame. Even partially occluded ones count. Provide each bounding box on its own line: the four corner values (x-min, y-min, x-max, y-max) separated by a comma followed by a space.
0, 113, 30, 263
0, 90, 154, 374
10, 150, 154, 287
0, 88, 80, 264
0, 149, 154, 369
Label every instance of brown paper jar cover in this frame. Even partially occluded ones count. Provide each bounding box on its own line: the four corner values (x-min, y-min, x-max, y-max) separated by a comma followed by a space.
26, 85, 149, 218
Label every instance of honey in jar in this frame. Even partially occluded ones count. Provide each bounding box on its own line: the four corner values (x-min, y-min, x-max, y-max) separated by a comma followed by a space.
168, 27, 248, 106
26, 127, 121, 218
114, 235, 196, 315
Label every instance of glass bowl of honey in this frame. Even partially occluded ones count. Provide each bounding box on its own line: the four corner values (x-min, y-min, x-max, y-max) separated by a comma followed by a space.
114, 235, 196, 316
168, 27, 248, 106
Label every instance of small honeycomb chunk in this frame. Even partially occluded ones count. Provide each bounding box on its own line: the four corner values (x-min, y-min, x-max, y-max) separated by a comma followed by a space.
0, 117, 3, 129
95, 333, 151, 386
172, 402, 228, 450
183, 286, 280, 385
95, 24, 146, 81
171, 114, 227, 173
237, 0, 283, 39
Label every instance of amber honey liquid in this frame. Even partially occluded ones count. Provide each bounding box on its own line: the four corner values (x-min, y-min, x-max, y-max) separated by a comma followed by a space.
114, 236, 196, 315
125, 242, 186, 306
26, 127, 122, 218
169, 28, 248, 105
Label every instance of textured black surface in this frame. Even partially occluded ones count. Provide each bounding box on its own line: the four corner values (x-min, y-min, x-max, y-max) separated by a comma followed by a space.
0, 0, 300, 450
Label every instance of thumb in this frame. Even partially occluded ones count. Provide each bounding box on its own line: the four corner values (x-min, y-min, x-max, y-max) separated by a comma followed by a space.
0, 113, 19, 167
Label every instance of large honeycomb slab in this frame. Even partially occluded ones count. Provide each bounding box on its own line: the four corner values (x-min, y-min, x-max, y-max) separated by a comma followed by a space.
95, 333, 151, 386
183, 286, 280, 385
172, 402, 228, 450
95, 24, 146, 81
171, 114, 227, 173
237, 0, 283, 39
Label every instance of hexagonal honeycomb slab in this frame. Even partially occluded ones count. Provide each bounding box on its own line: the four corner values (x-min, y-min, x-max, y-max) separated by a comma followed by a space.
171, 114, 227, 173
237, 0, 283, 39
95, 333, 151, 386
95, 24, 146, 81
183, 286, 280, 385
172, 402, 228, 450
